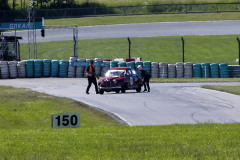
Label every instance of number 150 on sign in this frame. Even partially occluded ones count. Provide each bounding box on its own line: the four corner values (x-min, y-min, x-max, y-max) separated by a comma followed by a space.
52, 113, 80, 129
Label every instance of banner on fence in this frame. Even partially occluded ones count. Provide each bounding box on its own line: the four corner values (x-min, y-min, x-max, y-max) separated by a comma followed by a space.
71, 61, 105, 67
0, 17, 44, 30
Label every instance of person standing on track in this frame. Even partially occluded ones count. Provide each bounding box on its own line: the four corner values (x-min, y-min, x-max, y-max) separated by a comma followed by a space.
137, 65, 151, 92
86, 60, 99, 94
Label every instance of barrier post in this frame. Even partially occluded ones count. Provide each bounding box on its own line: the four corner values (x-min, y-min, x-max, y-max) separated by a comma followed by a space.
128, 37, 131, 60
181, 37, 185, 63
237, 37, 240, 65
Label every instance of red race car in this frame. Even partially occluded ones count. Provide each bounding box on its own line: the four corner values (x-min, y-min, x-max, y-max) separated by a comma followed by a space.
98, 67, 142, 94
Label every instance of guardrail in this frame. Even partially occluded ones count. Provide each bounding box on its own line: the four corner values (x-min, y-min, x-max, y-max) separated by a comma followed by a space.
1, 2, 240, 19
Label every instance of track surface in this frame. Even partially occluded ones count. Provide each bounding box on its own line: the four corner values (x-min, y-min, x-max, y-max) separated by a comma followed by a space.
1, 79, 240, 126
4, 20, 240, 43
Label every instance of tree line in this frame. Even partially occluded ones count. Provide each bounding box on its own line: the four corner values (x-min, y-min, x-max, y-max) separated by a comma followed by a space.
0, 0, 98, 10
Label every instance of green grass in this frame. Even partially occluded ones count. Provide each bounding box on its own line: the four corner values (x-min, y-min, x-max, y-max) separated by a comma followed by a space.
21, 35, 240, 65
0, 86, 240, 159
202, 85, 240, 95
45, 12, 240, 26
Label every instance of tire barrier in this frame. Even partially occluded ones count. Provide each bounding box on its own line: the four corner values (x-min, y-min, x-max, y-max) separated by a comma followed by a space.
17, 60, 26, 78
68, 57, 76, 78
8, 61, 18, 79
176, 62, 184, 78
219, 63, 230, 78
110, 61, 119, 69
1, 59, 238, 79
76, 59, 86, 78
43, 59, 51, 77
118, 62, 127, 67
229, 65, 240, 78
59, 60, 69, 78
193, 64, 201, 78
201, 63, 211, 78
210, 63, 220, 78
126, 61, 135, 69
34, 59, 43, 78
168, 64, 176, 78
94, 58, 103, 77
51, 60, 59, 77
0, 61, 9, 79
151, 62, 159, 78
159, 63, 168, 78
26, 60, 34, 78
184, 62, 193, 78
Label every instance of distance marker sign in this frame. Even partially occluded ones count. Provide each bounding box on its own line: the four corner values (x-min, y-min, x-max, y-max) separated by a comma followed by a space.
52, 113, 80, 129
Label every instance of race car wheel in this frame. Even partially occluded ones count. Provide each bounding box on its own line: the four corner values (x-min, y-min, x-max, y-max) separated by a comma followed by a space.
121, 85, 126, 93
100, 89, 104, 95
115, 89, 120, 93
136, 85, 141, 92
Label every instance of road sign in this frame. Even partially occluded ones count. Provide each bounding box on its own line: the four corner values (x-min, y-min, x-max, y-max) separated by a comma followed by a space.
52, 113, 80, 129
0, 18, 43, 30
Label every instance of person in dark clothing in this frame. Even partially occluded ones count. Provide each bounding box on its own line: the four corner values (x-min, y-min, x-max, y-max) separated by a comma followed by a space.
86, 60, 99, 94
137, 65, 151, 92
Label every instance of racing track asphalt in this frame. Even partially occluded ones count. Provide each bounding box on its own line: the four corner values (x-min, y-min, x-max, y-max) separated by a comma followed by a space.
0, 78, 240, 126
4, 20, 240, 43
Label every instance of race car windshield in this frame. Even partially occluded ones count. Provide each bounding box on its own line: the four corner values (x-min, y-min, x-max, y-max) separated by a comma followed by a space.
105, 70, 126, 77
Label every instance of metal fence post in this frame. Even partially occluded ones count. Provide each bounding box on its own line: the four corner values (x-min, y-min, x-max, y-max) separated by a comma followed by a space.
181, 37, 185, 63
128, 37, 131, 60
237, 37, 240, 65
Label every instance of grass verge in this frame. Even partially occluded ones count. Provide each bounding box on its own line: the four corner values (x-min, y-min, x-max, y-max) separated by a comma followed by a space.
45, 12, 240, 27
20, 35, 240, 65
201, 85, 240, 95
0, 86, 240, 159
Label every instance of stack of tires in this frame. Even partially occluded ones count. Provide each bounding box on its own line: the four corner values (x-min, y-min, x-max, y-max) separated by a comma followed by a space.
176, 62, 184, 78
210, 63, 220, 78
118, 62, 126, 67
201, 63, 211, 78
59, 60, 69, 78
126, 61, 135, 69
151, 62, 159, 78
8, 61, 18, 78
26, 60, 34, 78
34, 60, 43, 78
184, 62, 193, 78
17, 61, 26, 78
94, 58, 103, 77
51, 60, 59, 77
143, 61, 151, 77
159, 62, 168, 78
76, 59, 86, 78
110, 61, 118, 68
219, 63, 229, 78
193, 63, 201, 78
101, 61, 110, 77
68, 57, 76, 78
43, 59, 51, 77
0, 61, 9, 79
168, 64, 176, 78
